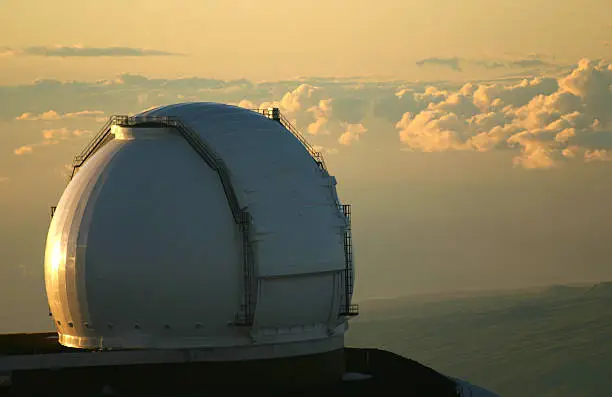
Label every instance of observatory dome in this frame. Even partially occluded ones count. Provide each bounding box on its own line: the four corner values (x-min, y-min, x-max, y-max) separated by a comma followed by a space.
44, 103, 356, 359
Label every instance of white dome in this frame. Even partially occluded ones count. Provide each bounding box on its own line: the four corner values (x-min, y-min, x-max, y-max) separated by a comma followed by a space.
45, 103, 355, 357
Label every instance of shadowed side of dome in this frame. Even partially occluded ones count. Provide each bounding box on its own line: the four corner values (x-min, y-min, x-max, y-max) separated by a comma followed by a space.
138, 103, 352, 336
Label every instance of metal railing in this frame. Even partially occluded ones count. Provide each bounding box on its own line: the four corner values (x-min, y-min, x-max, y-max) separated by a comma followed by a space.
72, 117, 114, 167
253, 108, 328, 172
339, 304, 360, 317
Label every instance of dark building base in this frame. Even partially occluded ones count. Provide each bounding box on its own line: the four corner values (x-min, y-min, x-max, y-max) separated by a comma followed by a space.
0, 333, 458, 396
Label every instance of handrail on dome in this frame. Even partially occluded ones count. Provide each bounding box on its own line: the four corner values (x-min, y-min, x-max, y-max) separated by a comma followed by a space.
70, 116, 115, 179
72, 109, 328, 177
251, 108, 328, 173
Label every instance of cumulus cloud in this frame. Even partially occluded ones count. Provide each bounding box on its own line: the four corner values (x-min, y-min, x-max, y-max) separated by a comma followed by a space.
233, 83, 372, 150
3, 58, 612, 169
2, 45, 181, 57
259, 84, 374, 141
397, 111, 470, 151
472, 77, 559, 110
278, 84, 324, 113
397, 58, 612, 168
306, 99, 333, 135
255, 84, 324, 133
338, 123, 367, 145
235, 99, 256, 109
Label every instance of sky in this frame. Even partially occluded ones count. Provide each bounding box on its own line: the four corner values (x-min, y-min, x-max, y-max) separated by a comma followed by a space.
1, 0, 612, 331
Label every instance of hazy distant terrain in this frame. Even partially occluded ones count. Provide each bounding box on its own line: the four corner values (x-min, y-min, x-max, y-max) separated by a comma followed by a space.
346, 283, 612, 397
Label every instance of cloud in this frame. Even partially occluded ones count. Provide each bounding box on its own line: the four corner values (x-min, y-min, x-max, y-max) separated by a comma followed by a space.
396, 58, 612, 168
476, 59, 553, 69
13, 128, 91, 155
331, 97, 369, 124
235, 99, 256, 109
0, 48, 17, 57
397, 111, 470, 152
2, 58, 611, 169
0, 74, 265, 122
416, 57, 462, 71
584, 149, 612, 162
338, 123, 367, 145
372, 87, 431, 123
258, 84, 336, 135
42, 128, 90, 141
42, 127, 70, 140
251, 83, 376, 142
2, 45, 181, 57
307, 99, 333, 135
416, 55, 557, 73
472, 77, 559, 110
16, 110, 105, 121
279, 83, 324, 113
16, 110, 60, 121
14, 145, 33, 155
312, 145, 339, 155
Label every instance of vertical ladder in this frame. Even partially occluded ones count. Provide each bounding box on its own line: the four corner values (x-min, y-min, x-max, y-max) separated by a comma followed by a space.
340, 204, 358, 317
